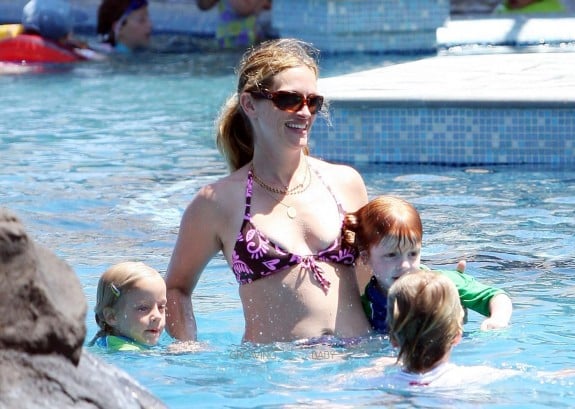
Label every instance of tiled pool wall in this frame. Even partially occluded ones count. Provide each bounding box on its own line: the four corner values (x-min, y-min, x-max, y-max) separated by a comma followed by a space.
311, 102, 575, 165
272, 0, 450, 53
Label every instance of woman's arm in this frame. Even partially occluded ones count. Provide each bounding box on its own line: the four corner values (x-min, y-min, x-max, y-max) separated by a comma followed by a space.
165, 185, 223, 341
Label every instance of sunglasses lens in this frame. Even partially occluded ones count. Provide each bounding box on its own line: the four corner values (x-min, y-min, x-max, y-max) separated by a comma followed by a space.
307, 96, 323, 114
273, 92, 305, 112
272, 92, 324, 114
252, 90, 324, 114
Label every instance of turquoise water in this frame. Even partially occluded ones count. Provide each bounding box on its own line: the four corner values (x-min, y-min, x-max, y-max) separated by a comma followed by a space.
1, 52, 575, 408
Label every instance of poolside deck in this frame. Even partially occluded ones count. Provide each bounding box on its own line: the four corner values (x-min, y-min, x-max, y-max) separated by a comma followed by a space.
319, 51, 575, 106
313, 50, 575, 165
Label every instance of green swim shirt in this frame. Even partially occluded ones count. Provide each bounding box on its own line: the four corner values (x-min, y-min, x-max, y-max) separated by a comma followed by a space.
97, 335, 144, 352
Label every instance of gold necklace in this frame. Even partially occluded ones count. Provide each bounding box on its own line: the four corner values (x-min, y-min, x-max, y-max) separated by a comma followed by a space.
251, 161, 311, 195
250, 162, 312, 219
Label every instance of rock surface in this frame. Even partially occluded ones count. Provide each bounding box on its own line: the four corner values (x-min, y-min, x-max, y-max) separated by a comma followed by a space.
0, 208, 167, 409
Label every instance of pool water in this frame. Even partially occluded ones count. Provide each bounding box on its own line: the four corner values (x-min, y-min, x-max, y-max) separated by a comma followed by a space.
1, 52, 575, 408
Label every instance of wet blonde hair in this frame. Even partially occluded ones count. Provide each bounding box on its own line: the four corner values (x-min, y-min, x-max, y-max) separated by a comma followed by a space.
342, 195, 423, 255
387, 270, 464, 373
216, 38, 320, 171
89, 261, 161, 345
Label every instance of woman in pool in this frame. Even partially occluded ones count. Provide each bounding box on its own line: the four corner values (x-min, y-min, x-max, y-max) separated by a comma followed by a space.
89, 261, 166, 351
165, 38, 373, 344
96, 0, 152, 53
342, 195, 513, 333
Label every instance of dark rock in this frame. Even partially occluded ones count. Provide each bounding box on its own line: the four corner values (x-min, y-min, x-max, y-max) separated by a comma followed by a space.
0, 208, 167, 409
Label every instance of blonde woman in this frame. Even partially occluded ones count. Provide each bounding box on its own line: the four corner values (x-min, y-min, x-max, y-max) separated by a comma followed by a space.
166, 39, 372, 344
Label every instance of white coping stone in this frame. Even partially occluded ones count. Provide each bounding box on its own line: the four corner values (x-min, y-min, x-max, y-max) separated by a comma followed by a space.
319, 51, 575, 104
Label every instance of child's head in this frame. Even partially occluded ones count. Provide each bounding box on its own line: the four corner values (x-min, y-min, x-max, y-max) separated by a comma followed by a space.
387, 270, 464, 373
93, 261, 166, 347
343, 195, 423, 290
22, 0, 73, 42
97, 0, 151, 49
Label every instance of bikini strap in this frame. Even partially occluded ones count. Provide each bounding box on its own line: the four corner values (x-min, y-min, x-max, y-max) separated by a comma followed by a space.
244, 168, 254, 219
309, 164, 345, 218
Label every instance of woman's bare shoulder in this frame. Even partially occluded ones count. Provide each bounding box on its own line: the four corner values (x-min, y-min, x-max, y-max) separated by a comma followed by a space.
186, 168, 248, 219
308, 157, 367, 210
309, 157, 362, 180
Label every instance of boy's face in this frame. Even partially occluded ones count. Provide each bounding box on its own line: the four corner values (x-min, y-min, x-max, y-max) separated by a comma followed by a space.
367, 237, 421, 292
117, 6, 152, 49
112, 274, 166, 346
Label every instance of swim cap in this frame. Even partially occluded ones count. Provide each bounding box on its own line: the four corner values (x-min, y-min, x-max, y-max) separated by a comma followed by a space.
21, 0, 73, 41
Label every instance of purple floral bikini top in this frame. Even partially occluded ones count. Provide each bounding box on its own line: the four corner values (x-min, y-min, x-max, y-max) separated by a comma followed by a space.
231, 167, 358, 294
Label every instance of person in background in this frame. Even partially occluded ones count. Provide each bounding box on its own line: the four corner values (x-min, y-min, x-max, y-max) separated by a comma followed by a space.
89, 261, 167, 352
359, 270, 574, 388
97, 0, 152, 53
196, 0, 274, 50
342, 195, 513, 333
165, 38, 373, 344
19, 0, 104, 60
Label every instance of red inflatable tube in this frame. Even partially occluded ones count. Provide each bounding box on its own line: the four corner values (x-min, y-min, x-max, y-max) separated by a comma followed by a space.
0, 34, 83, 63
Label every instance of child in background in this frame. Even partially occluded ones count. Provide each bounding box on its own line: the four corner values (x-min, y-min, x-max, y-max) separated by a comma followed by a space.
96, 0, 152, 53
196, 0, 273, 50
89, 261, 166, 352
342, 195, 513, 333
15, 0, 105, 61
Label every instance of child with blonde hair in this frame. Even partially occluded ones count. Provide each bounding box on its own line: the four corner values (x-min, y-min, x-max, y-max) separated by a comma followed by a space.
342, 195, 513, 333
89, 261, 166, 351
369, 270, 574, 387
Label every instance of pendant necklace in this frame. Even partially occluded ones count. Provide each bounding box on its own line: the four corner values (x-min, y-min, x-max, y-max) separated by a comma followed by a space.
253, 177, 299, 219
251, 161, 311, 219
277, 198, 297, 219
251, 160, 311, 195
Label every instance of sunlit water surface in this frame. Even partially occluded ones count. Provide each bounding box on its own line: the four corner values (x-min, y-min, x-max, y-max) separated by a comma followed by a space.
1, 52, 574, 408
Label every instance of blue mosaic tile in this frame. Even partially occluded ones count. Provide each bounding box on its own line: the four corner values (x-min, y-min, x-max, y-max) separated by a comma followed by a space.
311, 105, 575, 165
272, 0, 449, 53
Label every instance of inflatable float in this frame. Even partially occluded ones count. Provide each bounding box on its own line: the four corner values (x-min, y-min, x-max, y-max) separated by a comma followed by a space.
0, 24, 84, 63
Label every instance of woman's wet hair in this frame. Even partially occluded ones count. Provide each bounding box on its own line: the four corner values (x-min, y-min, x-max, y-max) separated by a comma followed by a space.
216, 38, 321, 171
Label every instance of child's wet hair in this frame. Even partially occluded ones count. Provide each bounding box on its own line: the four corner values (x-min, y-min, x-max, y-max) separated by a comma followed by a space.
387, 270, 464, 373
342, 195, 423, 255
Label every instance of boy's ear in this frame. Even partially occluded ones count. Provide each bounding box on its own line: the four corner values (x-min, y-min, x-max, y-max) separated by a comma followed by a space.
103, 307, 117, 326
